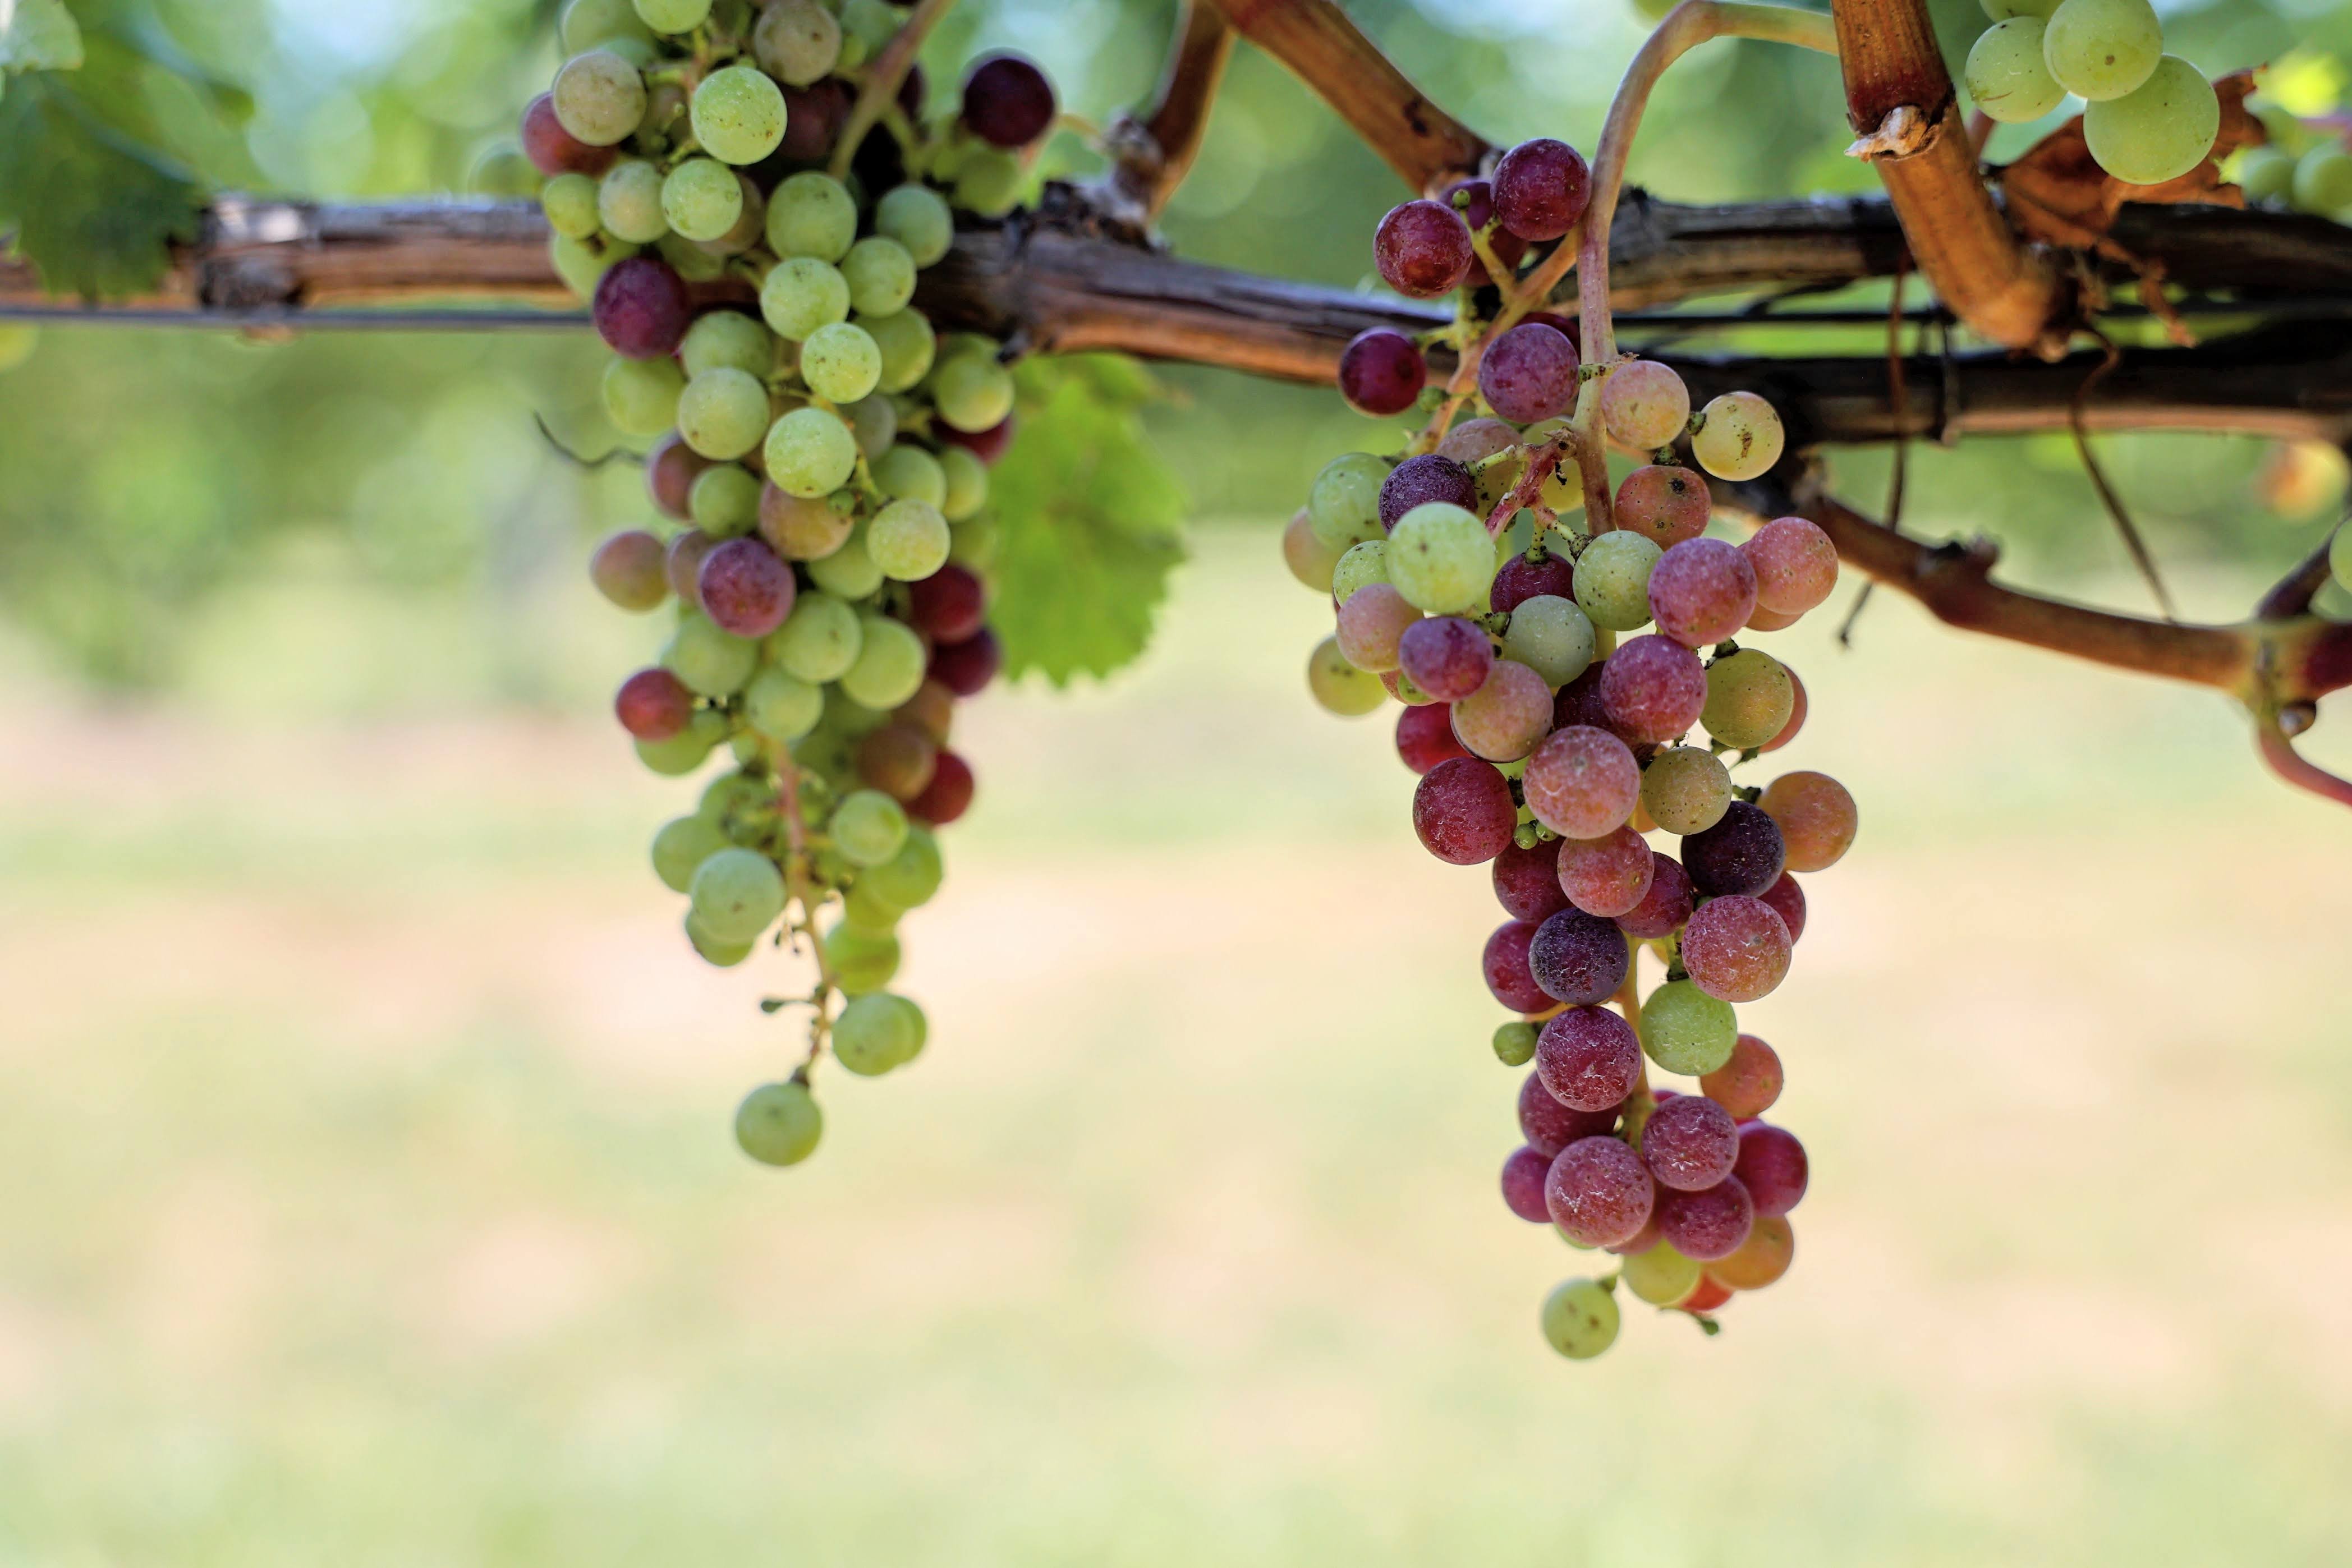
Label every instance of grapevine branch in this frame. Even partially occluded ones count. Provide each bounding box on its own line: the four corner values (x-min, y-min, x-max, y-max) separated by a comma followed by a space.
1101, 0, 1238, 224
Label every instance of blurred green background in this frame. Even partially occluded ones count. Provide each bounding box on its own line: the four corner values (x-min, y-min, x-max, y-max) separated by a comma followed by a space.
3, 0, 2351, 1562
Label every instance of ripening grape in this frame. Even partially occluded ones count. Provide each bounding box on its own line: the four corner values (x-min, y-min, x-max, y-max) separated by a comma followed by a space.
1657, 1178, 1753, 1262
1640, 746, 1731, 835
1681, 895, 1793, 1003
1336, 583, 1424, 673
1373, 199, 1475, 297
1546, 1136, 1655, 1248
1734, 1124, 1809, 1217
1623, 1243, 1704, 1306
1491, 837, 1568, 922
842, 615, 929, 710
1614, 465, 1711, 550
1703, 649, 1795, 749
663, 157, 743, 241
594, 255, 692, 360
1519, 1070, 1619, 1158
736, 1080, 823, 1166
541, 172, 601, 240
908, 750, 976, 826
744, 666, 824, 742
1642, 1094, 1741, 1193
1491, 595, 1588, 689
1520, 725, 1638, 839
1398, 702, 1473, 774
1479, 322, 1580, 426
930, 629, 1002, 697
692, 65, 788, 163
1490, 549, 1576, 614
962, 52, 1056, 147
1598, 635, 1707, 745
615, 666, 695, 741
1492, 137, 1592, 242
523, 90, 617, 178
761, 485, 852, 562
1308, 452, 1391, 552
1537, 1006, 1643, 1112
1380, 455, 1480, 530
765, 407, 859, 498
1743, 515, 1839, 614
1702, 1033, 1783, 1120
698, 537, 796, 639
1414, 756, 1517, 864
1649, 537, 1758, 647
1451, 659, 1554, 761
858, 723, 939, 802
1601, 361, 1692, 451
2084, 56, 2222, 186
1711, 1213, 1794, 1290
1683, 801, 1787, 898
1758, 770, 1859, 872
1692, 392, 1785, 481
1501, 1146, 1554, 1222
1303, 634, 1382, 716
553, 50, 647, 146
931, 353, 1017, 433
2041, 0, 2161, 103
1640, 980, 1738, 1075
1966, 19, 2067, 123
1528, 908, 1630, 1006
1387, 502, 1494, 614
1539, 1277, 1621, 1359
1328, 541, 1388, 606
595, 160, 666, 243
907, 566, 986, 646
1397, 614, 1493, 701
1616, 851, 1694, 940
1573, 530, 1662, 632
592, 530, 670, 611
1281, 509, 1343, 592
1339, 328, 1427, 416
1555, 826, 1654, 919
755, 0, 842, 86
664, 531, 717, 603
665, 611, 760, 697
761, 256, 851, 341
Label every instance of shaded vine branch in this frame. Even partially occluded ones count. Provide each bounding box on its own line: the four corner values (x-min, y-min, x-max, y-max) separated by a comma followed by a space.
1102, 0, 1238, 223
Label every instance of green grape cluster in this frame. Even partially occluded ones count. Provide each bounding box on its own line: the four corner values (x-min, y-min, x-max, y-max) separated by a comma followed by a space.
522, 0, 1059, 1167
1961, 0, 2221, 187
2234, 85, 2352, 230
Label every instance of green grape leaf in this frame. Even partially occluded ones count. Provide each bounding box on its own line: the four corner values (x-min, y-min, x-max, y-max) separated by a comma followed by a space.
0, 72, 202, 300
983, 354, 1189, 684
0, 0, 84, 76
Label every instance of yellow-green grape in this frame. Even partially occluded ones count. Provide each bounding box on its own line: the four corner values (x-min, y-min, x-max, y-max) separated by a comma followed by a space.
549, 234, 632, 298
874, 444, 947, 506
1308, 452, 1391, 552
954, 149, 1025, 216
662, 157, 743, 242
799, 321, 882, 404
840, 237, 917, 317
688, 847, 787, 942
2293, 146, 2352, 217
1540, 1278, 1620, 1360
665, 611, 760, 697
1983, 0, 2058, 15
870, 499, 950, 581
1308, 634, 1386, 716
866, 825, 943, 908
1501, 594, 1595, 687
682, 311, 773, 379
840, 0, 901, 50
691, 65, 788, 164
808, 527, 885, 597
931, 352, 1016, 434
744, 666, 824, 742
760, 255, 851, 341
768, 592, 863, 682
1330, 539, 1389, 603
636, 728, 716, 775
702, 173, 765, 254
651, 814, 730, 892
833, 994, 926, 1076
766, 171, 857, 260
562, 0, 653, 49
764, 406, 859, 497
553, 50, 647, 145
2041, 0, 2161, 103
842, 615, 928, 709
677, 367, 771, 460
823, 920, 902, 995
832, 789, 910, 868
1640, 980, 1738, 1075
754, 0, 841, 86
690, 464, 762, 537
2237, 144, 2296, 205
541, 173, 601, 239
468, 141, 542, 198
686, 912, 755, 967
1388, 503, 1490, 613
1702, 648, 1795, 749
735, 1081, 822, 1167
947, 512, 999, 571
843, 879, 904, 932
602, 355, 685, 436
633, 0, 710, 33
1573, 530, 1661, 631
865, 309, 938, 393
1965, 18, 2066, 123
876, 184, 954, 267
1692, 391, 1785, 482
1621, 1243, 1704, 1307
659, 231, 728, 282
939, 445, 988, 521
598, 159, 669, 243
2333, 519, 2352, 590
1493, 1020, 1538, 1066
1641, 745, 1732, 835
699, 771, 780, 838
2084, 57, 2222, 186
847, 393, 897, 459
828, 693, 892, 739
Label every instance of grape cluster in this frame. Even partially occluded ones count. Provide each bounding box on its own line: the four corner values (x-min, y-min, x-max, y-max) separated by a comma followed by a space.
529, 0, 1061, 1166
1290, 132, 1861, 1358
2236, 88, 2352, 226
1963, 0, 2221, 186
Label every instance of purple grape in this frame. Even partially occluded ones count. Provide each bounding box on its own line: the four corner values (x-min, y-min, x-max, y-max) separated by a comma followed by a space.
1379, 454, 1480, 529
698, 537, 797, 638
1648, 537, 1760, 648
932, 629, 1002, 697
1657, 1176, 1754, 1261
1483, 920, 1550, 1014
1682, 801, 1787, 898
1555, 826, 1655, 919
646, 433, 711, 521
1641, 1095, 1740, 1192
1491, 552, 1577, 614
1501, 1146, 1553, 1223
908, 564, 987, 643
1412, 756, 1516, 865
1522, 725, 1640, 841
593, 256, 692, 361
1397, 615, 1494, 703
1491, 837, 1569, 923
1492, 137, 1592, 242
1551, 664, 1623, 738
962, 54, 1056, 148
1598, 634, 1707, 745
1477, 322, 1579, 426
1441, 176, 1528, 284
1536, 1006, 1642, 1112
779, 79, 854, 162
1396, 703, 1471, 775
1374, 199, 1474, 298
522, 92, 615, 177
1615, 852, 1694, 940
1546, 1135, 1655, 1248
1519, 1071, 1619, 1158
1339, 328, 1427, 417
940, 413, 1016, 465
614, 667, 695, 740
1527, 907, 1630, 1006
1436, 416, 1519, 467
1734, 1124, 1809, 1217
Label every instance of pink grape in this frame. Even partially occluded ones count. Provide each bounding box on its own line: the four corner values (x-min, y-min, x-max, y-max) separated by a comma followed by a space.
1491, 551, 1577, 613
1640, 1093, 1742, 1193
1528, 908, 1629, 1006
1396, 703, 1472, 775
1437, 416, 1519, 467
1478, 322, 1579, 425
1614, 465, 1711, 549
1380, 454, 1480, 529
665, 530, 719, 603
1335, 583, 1422, 672
1742, 515, 1839, 614
1601, 360, 1693, 451
1483, 919, 1551, 1013
1536, 1006, 1643, 1111
1555, 825, 1654, 918
1451, 659, 1554, 761
1491, 837, 1569, 923
961, 53, 1056, 148
1757, 871, 1807, 942
698, 537, 797, 638
1648, 537, 1758, 648
1701, 1033, 1783, 1119
1339, 328, 1427, 417
1682, 801, 1786, 897
1492, 137, 1592, 241
1606, 1210, 1662, 1258
614, 667, 695, 740
1761, 667, 1807, 752
591, 530, 669, 611
1758, 770, 1858, 872
1747, 603, 1802, 632
1735, 1124, 1809, 1217
646, 433, 712, 520
1397, 615, 1493, 702
1598, 634, 1707, 744
908, 564, 988, 643
1521, 725, 1639, 839
1658, 1176, 1753, 1261
931, 629, 1003, 697
1681, 894, 1793, 1003
593, 256, 693, 360
1413, 756, 1517, 865
1519, 1071, 1619, 1158
1616, 851, 1695, 940
522, 92, 616, 177
1501, 1146, 1554, 1223
1546, 1135, 1655, 1247
1374, 199, 1474, 297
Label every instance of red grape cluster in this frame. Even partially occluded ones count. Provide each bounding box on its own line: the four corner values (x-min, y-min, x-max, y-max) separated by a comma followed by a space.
1287, 130, 1861, 1358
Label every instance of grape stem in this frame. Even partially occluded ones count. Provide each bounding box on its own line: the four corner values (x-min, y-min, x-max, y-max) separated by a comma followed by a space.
769, 741, 842, 1072
829, 0, 960, 182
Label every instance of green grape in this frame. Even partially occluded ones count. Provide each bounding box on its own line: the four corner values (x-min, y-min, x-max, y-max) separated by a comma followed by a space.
541, 173, 602, 239
864, 309, 938, 394
1387, 503, 1491, 614
768, 592, 864, 681
553, 50, 647, 146
874, 444, 948, 505
1965, 19, 2065, 124
866, 825, 943, 909
823, 920, 902, 995
665, 611, 760, 697
690, 847, 787, 942
729, 731, 766, 767
657, 230, 727, 282
562, 0, 653, 49
1331, 540, 1389, 604
2238, 144, 2297, 205
660, 157, 741, 241
800, 321, 883, 404
471, 142, 541, 199
690, 463, 763, 537
808, 528, 885, 598
602, 355, 685, 436
677, 367, 771, 461
0, 325, 36, 374
792, 725, 855, 781
1621, 1243, 1704, 1307
840, 0, 901, 49
636, 729, 715, 775
1492, 1020, 1537, 1066
1501, 594, 1595, 687
869, 499, 950, 581
2333, 519, 2352, 590
1982, 0, 2058, 17
652, 813, 731, 891
2084, 56, 2222, 186
955, 149, 1024, 217
939, 445, 987, 521
1641, 745, 1731, 835
832, 789, 910, 867
1539, 1278, 1620, 1360
754, 0, 842, 87
828, 693, 892, 739
691, 65, 788, 164
765, 171, 857, 260
1308, 452, 1390, 552
833, 993, 925, 1076
2041, 0, 2161, 103
2293, 147, 2352, 217
598, 159, 669, 243
876, 184, 954, 268
1640, 980, 1738, 1075
840, 237, 917, 317
761, 256, 851, 341
948, 512, 999, 571
843, 879, 905, 932
930, 352, 1016, 433
1702, 649, 1795, 749
685, 910, 755, 966
700, 771, 780, 841
842, 615, 928, 708
1308, 634, 1386, 716
764, 406, 860, 498
550, 234, 634, 299
745, 665, 825, 741
1691, 392, 1784, 482
633, 0, 710, 32
848, 394, 898, 459
735, 1081, 822, 1167
682, 310, 774, 379
1574, 530, 1662, 631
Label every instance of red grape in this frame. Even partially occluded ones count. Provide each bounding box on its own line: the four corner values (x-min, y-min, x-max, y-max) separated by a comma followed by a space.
1743, 515, 1839, 614
1518, 1071, 1619, 1157
615, 667, 695, 740
1374, 199, 1475, 297
1338, 328, 1427, 417
1641, 1095, 1740, 1192
858, 723, 940, 802
1396, 615, 1493, 702
698, 537, 797, 638
1450, 659, 1553, 761
1757, 871, 1806, 942
1614, 465, 1711, 549
1379, 453, 1480, 529
1413, 756, 1517, 865
1501, 1146, 1554, 1222
939, 414, 1016, 465
932, 629, 1003, 697
1491, 837, 1569, 922
1680, 894, 1793, 1003
1528, 907, 1630, 1006
1648, 537, 1758, 648
1396, 702, 1473, 774
1761, 667, 1807, 752
1682, 801, 1786, 897
1758, 771, 1858, 872
908, 749, 975, 825
1483, 919, 1551, 1013
1554, 824, 1655, 918
593, 256, 693, 361
1441, 176, 1529, 284
1491, 551, 1577, 613
645, 433, 711, 521
1478, 321, 1579, 425
1700, 1034, 1783, 1119
1734, 1124, 1808, 1217
1546, 1135, 1655, 1247
1522, 725, 1639, 840
1657, 1176, 1754, 1261
1615, 851, 1695, 939
1491, 137, 1592, 241
897, 680, 956, 746
961, 54, 1056, 148
1598, 634, 1707, 744
522, 92, 616, 177
908, 564, 987, 642
1536, 1006, 1642, 1111
1681, 1276, 1733, 1312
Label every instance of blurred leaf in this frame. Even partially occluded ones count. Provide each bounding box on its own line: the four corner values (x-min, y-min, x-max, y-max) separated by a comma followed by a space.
0, 72, 201, 299
81, 15, 255, 127
985, 355, 1189, 684
0, 0, 84, 76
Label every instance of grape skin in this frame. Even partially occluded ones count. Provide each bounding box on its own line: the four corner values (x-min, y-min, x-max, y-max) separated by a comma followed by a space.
1339, 328, 1428, 416
1623, 1243, 1703, 1307
736, 1082, 823, 1166
1702, 649, 1795, 750
1540, 1277, 1620, 1359
1478, 323, 1580, 426
1336, 583, 1423, 673
1600, 361, 1692, 451
1680, 894, 1792, 1004
2041, 0, 2161, 103
1692, 392, 1785, 482
1374, 200, 1475, 297
1387, 502, 1493, 614
1491, 837, 1569, 922
553, 50, 647, 146
1396, 614, 1494, 701
691, 65, 788, 164
1501, 1146, 1554, 1223
1380, 454, 1480, 530
1522, 725, 1640, 840
1710, 1214, 1794, 1290
1490, 551, 1577, 614
1615, 852, 1694, 941
754, 0, 842, 86
1681, 801, 1787, 898
1735, 1123, 1809, 1217
1499, 595, 1594, 688
1614, 465, 1712, 549
2084, 56, 2221, 186
1965, 18, 2066, 124
1657, 1177, 1754, 1262
1398, 703, 1474, 775
592, 530, 670, 611
1483, 920, 1552, 1013
594, 256, 692, 360
1527, 908, 1630, 1007
1536, 1006, 1643, 1112
1648, 537, 1759, 648
1639, 980, 1738, 1075
1758, 771, 1859, 872
1545, 1136, 1655, 1248
1492, 138, 1592, 242
962, 53, 1058, 148
1451, 659, 1554, 761
1640, 746, 1731, 836
908, 751, 976, 826
1640, 1094, 1740, 1192
1573, 531, 1662, 632
1554, 825, 1654, 919
1599, 634, 1707, 745
1742, 516, 1840, 614
1518, 1071, 1618, 1157
1700, 1033, 1784, 1119
1417, 758, 1518, 865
